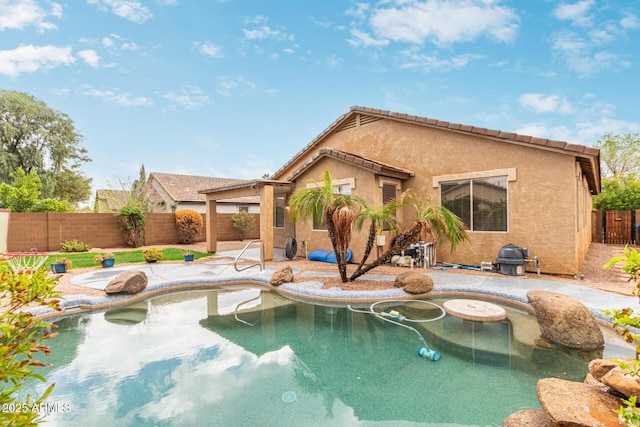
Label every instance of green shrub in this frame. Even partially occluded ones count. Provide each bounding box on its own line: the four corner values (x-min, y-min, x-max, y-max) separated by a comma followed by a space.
142, 246, 163, 262
175, 210, 203, 244
59, 239, 92, 252
0, 264, 60, 426
231, 211, 255, 241
116, 205, 145, 248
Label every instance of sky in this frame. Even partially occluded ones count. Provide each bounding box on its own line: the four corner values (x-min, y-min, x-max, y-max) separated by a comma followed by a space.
1, 0, 639, 204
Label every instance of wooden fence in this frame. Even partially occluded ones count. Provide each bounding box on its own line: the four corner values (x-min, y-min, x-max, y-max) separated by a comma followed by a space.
5, 212, 260, 252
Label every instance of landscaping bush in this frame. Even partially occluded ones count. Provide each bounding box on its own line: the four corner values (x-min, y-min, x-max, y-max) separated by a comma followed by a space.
116, 205, 145, 248
142, 246, 163, 262
231, 211, 256, 241
59, 239, 92, 252
175, 209, 203, 244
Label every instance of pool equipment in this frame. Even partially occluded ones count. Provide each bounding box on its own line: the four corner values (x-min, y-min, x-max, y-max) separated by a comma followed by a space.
348, 300, 445, 361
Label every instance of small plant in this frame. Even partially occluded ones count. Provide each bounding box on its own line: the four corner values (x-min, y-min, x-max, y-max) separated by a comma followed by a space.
175, 210, 203, 244
183, 250, 193, 256
59, 239, 92, 252
55, 257, 72, 270
231, 211, 256, 241
616, 395, 640, 426
142, 246, 163, 262
93, 253, 115, 264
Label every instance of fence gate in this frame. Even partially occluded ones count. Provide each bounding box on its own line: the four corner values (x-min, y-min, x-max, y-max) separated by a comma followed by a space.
603, 210, 635, 244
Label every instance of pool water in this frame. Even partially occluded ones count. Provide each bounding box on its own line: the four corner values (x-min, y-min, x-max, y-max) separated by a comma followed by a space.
28, 287, 631, 426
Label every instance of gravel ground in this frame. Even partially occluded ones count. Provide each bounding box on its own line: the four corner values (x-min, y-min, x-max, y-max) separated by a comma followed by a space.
51, 242, 639, 299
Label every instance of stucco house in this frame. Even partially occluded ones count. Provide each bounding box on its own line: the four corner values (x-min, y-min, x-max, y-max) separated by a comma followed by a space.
149, 173, 260, 214
201, 106, 600, 276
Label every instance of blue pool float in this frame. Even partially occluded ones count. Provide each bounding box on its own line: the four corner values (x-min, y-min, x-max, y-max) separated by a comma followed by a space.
308, 249, 352, 264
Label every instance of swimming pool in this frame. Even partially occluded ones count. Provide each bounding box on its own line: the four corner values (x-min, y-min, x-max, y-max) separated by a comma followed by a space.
28, 286, 631, 426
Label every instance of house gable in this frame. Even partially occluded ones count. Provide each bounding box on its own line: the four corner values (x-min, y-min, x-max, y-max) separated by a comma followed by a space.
272, 106, 601, 195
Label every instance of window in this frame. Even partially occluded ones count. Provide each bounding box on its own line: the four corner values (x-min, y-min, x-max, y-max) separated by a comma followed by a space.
382, 183, 396, 231
274, 197, 285, 228
238, 206, 249, 213
441, 176, 508, 231
313, 183, 351, 230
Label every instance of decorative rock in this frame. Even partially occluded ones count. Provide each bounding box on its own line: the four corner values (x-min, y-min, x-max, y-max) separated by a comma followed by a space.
527, 290, 604, 351
502, 409, 553, 427
105, 270, 148, 295
537, 377, 622, 426
589, 359, 620, 382
394, 271, 434, 294
601, 364, 640, 399
270, 266, 294, 286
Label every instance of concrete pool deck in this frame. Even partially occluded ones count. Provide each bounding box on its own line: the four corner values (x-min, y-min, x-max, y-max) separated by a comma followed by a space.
32, 246, 639, 325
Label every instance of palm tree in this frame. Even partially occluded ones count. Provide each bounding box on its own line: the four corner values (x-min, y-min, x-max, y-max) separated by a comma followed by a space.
349, 200, 402, 280
348, 190, 470, 280
288, 171, 364, 282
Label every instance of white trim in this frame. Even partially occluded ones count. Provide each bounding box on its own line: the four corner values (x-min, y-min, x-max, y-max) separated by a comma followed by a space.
432, 168, 516, 187
306, 177, 356, 189
378, 176, 401, 188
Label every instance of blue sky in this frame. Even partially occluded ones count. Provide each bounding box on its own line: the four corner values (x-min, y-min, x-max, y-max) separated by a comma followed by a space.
1, 0, 639, 202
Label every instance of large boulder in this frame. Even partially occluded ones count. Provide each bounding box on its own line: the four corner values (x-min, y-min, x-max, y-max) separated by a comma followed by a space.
537, 377, 622, 426
527, 290, 604, 351
105, 270, 148, 295
395, 271, 434, 294
270, 266, 294, 286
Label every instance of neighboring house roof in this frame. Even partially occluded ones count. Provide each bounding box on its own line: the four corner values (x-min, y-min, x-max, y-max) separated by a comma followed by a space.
272, 106, 601, 193
287, 148, 415, 182
149, 173, 260, 205
95, 189, 130, 212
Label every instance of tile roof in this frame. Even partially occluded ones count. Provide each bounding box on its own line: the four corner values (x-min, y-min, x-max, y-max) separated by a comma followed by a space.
149, 173, 259, 204
94, 189, 130, 212
287, 148, 415, 181
271, 106, 601, 193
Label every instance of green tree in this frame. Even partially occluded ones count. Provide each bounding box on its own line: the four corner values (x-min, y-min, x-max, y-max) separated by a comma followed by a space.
231, 211, 256, 241
0, 264, 61, 426
593, 175, 640, 210
0, 168, 69, 212
289, 171, 364, 282
116, 205, 145, 248
594, 132, 640, 179
0, 90, 92, 205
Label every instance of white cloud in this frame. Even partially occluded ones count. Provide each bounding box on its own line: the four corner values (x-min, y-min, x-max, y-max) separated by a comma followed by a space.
0, 0, 61, 32
553, 0, 594, 27
361, 0, 520, 48
347, 29, 389, 48
242, 16, 294, 42
78, 49, 101, 67
87, 0, 153, 24
398, 49, 483, 72
164, 85, 210, 109
621, 13, 640, 30
216, 76, 256, 97
551, 31, 631, 75
81, 87, 152, 106
102, 37, 115, 48
198, 42, 223, 58
519, 93, 574, 114
0, 44, 74, 77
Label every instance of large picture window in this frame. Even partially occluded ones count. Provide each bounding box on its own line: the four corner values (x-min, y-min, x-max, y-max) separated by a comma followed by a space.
441, 176, 508, 231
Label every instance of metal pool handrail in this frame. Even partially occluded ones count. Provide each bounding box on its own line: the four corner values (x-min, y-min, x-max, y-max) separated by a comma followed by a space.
233, 239, 265, 272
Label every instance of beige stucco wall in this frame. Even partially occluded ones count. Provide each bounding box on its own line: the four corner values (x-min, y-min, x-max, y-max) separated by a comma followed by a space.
277, 115, 593, 275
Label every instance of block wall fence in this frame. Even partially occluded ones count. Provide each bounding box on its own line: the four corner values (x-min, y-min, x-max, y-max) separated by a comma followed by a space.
6, 212, 260, 252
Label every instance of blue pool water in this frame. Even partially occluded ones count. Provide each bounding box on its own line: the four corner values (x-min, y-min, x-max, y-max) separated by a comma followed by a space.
27, 287, 631, 426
